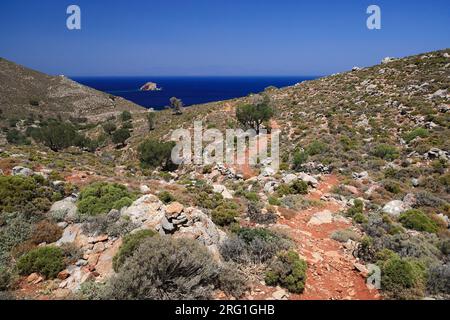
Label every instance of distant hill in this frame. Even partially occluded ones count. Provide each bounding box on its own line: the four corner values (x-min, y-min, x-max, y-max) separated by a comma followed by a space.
0, 58, 146, 124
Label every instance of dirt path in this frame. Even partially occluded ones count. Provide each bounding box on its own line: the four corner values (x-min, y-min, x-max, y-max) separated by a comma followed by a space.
249, 175, 380, 300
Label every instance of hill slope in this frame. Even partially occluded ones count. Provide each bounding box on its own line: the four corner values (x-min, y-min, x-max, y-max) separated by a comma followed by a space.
0, 58, 146, 123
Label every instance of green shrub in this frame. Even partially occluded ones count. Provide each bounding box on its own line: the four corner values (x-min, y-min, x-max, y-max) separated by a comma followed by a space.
157, 191, 175, 204
236, 97, 273, 134
0, 175, 54, 216
211, 200, 239, 226
32, 121, 87, 151
378, 254, 426, 299
6, 129, 30, 145
77, 182, 135, 216
17, 246, 65, 279
193, 185, 224, 209
399, 210, 439, 233
113, 229, 157, 272
290, 180, 308, 195
372, 144, 399, 161
0, 267, 12, 291
292, 151, 308, 170
105, 237, 218, 300
221, 228, 292, 264
306, 141, 328, 156
268, 196, 281, 206
31, 220, 62, 245
120, 111, 132, 122
112, 128, 131, 146
404, 128, 429, 143
102, 121, 117, 135
138, 139, 176, 170
265, 250, 307, 294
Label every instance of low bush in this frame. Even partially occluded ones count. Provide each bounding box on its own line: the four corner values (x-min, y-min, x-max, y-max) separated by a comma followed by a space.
138, 139, 176, 170
0, 214, 33, 265
331, 229, 361, 243
157, 191, 175, 204
372, 144, 399, 161
211, 200, 239, 226
217, 262, 248, 298
31, 220, 62, 245
105, 237, 218, 300
17, 246, 65, 279
0, 267, 12, 291
427, 264, 450, 295
0, 175, 54, 216
268, 196, 281, 206
6, 129, 30, 145
81, 211, 138, 237
77, 182, 135, 216
399, 210, 439, 234
377, 254, 426, 300
265, 250, 308, 294
404, 128, 429, 143
220, 228, 291, 264
247, 201, 277, 224
112, 229, 157, 272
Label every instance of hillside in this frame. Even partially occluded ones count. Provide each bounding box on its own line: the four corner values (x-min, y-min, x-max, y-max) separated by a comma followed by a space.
0, 58, 146, 124
0, 49, 449, 301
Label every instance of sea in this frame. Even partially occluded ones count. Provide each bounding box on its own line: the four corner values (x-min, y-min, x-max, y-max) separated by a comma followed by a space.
71, 76, 316, 110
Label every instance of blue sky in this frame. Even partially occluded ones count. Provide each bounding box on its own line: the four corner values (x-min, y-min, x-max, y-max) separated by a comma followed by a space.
0, 0, 448, 76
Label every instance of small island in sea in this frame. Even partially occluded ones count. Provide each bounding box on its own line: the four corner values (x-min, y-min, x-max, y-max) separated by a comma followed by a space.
139, 82, 162, 91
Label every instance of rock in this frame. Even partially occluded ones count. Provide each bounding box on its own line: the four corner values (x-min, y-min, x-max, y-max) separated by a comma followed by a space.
352, 171, 369, 180
122, 195, 165, 228
411, 178, 419, 187
261, 167, 275, 177
436, 214, 449, 228
264, 181, 279, 194
92, 242, 105, 254
59, 267, 92, 292
430, 89, 447, 99
352, 66, 361, 71
425, 148, 449, 161
49, 195, 78, 221
354, 263, 369, 277
282, 173, 298, 184
382, 57, 397, 64
344, 185, 359, 195
172, 214, 188, 225
382, 200, 409, 217
140, 82, 160, 91
161, 216, 175, 232
95, 239, 122, 279
57, 270, 70, 280
174, 208, 227, 248
272, 288, 289, 300
75, 259, 88, 267
88, 235, 109, 244
27, 273, 41, 283
298, 173, 318, 188
166, 202, 184, 218
308, 210, 333, 225
140, 185, 150, 194
57, 224, 82, 245
57, 221, 68, 229
212, 185, 233, 199
403, 193, 417, 208
12, 166, 34, 177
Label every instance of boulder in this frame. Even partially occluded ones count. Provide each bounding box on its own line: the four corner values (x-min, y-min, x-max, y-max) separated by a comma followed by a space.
122, 195, 165, 228
382, 200, 409, 217
95, 239, 122, 279
49, 195, 78, 221
140, 185, 150, 194
261, 167, 276, 177
352, 171, 369, 180
298, 173, 318, 188
12, 166, 34, 177
174, 208, 227, 248
264, 181, 279, 194
165, 202, 184, 219
212, 185, 233, 199
272, 288, 289, 300
381, 57, 397, 64
308, 210, 333, 225
282, 173, 298, 184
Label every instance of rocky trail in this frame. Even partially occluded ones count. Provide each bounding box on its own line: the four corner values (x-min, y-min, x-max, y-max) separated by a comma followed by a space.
248, 175, 380, 300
